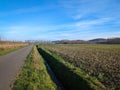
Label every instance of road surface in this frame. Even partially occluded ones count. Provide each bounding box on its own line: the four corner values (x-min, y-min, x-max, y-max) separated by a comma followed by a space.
0, 45, 33, 90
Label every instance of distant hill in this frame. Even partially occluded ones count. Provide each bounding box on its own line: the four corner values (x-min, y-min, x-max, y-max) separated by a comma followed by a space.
106, 38, 120, 44
89, 38, 107, 43
53, 38, 120, 44
53, 40, 89, 44
89, 38, 120, 44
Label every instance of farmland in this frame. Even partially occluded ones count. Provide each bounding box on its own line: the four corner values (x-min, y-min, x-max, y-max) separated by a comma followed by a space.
10, 44, 120, 90
38, 44, 120, 90
0, 41, 28, 55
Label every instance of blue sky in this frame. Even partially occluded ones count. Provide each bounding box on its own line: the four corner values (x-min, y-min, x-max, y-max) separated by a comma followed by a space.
0, 0, 120, 41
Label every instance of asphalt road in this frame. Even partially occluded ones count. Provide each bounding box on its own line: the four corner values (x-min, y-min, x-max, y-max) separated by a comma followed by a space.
0, 45, 33, 90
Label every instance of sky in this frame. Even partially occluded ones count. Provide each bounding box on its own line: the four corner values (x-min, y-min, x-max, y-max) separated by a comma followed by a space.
0, 0, 120, 41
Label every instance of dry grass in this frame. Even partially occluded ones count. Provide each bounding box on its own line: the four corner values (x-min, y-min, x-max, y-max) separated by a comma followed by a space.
0, 41, 28, 55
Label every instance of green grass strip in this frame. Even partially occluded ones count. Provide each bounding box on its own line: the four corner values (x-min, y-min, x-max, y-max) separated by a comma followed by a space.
12, 46, 58, 90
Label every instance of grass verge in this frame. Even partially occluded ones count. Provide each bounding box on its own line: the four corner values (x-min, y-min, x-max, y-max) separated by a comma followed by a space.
38, 47, 107, 90
12, 46, 58, 90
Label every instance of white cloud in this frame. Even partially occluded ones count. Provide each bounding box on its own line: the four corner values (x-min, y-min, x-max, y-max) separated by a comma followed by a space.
59, 0, 120, 21
72, 14, 83, 20
0, 17, 111, 37
0, 16, 119, 41
75, 18, 111, 27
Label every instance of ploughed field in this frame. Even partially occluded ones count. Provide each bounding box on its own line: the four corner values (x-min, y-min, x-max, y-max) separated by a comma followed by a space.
39, 44, 120, 90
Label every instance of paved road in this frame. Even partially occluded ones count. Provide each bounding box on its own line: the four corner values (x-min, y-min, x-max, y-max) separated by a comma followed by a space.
0, 45, 33, 90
